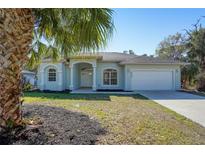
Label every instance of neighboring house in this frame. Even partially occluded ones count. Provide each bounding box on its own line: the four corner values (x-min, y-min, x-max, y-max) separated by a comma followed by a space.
37, 52, 184, 91
22, 70, 36, 86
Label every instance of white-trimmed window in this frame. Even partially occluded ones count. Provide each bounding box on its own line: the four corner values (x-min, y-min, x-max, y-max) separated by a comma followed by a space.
103, 69, 117, 85
48, 68, 56, 81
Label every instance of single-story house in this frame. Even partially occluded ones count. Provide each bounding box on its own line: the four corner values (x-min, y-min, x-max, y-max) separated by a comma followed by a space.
37, 52, 184, 91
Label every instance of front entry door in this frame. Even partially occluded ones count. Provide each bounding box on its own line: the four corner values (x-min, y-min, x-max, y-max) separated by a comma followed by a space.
80, 70, 93, 87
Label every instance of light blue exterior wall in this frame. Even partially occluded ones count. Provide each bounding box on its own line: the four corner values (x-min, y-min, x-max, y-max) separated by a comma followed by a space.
37, 62, 65, 91
96, 62, 125, 90
64, 65, 70, 89
62, 64, 67, 90
175, 67, 181, 90
37, 61, 125, 91
72, 64, 78, 89
37, 60, 181, 91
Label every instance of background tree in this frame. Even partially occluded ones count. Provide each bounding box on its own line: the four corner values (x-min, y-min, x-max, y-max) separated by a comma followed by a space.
156, 32, 187, 60
156, 20, 205, 91
181, 64, 199, 89
155, 32, 198, 88
185, 21, 205, 90
0, 8, 114, 129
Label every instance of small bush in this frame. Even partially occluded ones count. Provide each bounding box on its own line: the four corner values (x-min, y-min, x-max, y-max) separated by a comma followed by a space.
196, 72, 205, 91
22, 76, 33, 91
23, 83, 33, 91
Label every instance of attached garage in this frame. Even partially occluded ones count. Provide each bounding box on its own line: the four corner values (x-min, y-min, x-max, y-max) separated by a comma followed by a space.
130, 69, 174, 90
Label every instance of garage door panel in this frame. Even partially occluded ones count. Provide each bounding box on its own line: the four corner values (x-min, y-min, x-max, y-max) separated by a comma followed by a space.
131, 70, 173, 90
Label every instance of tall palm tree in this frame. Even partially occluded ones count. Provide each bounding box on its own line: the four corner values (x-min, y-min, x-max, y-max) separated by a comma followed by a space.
0, 8, 114, 129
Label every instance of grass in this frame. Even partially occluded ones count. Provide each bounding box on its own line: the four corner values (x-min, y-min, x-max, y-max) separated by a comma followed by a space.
22, 91, 205, 144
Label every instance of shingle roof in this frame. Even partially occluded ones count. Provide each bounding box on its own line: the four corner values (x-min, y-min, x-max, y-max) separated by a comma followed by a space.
43, 52, 184, 65
70, 52, 182, 64
119, 55, 183, 65
98, 52, 137, 62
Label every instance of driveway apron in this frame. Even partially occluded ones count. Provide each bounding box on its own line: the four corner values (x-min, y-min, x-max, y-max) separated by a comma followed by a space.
138, 91, 205, 127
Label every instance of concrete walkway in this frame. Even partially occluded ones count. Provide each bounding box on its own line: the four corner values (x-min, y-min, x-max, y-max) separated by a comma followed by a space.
137, 91, 205, 127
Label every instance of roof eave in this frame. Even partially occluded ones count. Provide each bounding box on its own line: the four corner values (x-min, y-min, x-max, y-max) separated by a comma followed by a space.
68, 55, 103, 60
119, 62, 188, 65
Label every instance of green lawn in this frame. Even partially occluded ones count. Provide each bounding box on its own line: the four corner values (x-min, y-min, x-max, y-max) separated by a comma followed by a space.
23, 92, 205, 144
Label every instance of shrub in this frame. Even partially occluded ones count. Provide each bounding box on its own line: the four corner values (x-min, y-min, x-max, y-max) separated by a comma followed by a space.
23, 82, 33, 91
196, 72, 205, 91
22, 76, 33, 91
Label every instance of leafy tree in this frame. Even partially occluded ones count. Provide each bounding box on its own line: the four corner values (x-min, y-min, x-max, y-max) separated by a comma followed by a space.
156, 32, 187, 61
181, 63, 199, 88
155, 32, 198, 88
0, 9, 114, 129
186, 25, 205, 70
185, 22, 205, 90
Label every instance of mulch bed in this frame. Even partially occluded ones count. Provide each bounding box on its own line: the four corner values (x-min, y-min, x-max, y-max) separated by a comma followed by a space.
0, 104, 106, 145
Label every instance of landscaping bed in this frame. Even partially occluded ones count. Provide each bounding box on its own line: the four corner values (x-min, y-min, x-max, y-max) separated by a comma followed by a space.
0, 104, 105, 145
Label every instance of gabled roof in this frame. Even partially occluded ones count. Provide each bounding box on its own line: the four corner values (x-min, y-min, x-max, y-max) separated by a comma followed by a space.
67, 52, 137, 62
98, 52, 137, 62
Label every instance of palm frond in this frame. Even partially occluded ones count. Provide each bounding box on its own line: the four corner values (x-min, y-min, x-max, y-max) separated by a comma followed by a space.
28, 8, 114, 68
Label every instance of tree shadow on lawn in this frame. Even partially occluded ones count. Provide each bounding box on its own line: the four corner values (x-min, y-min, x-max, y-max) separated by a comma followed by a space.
23, 91, 147, 101
0, 104, 106, 145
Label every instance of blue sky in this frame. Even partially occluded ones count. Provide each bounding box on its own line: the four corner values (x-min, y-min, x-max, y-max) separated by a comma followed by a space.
103, 8, 205, 55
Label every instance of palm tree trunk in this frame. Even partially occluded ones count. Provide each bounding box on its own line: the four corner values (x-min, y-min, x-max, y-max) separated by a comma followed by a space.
0, 9, 34, 129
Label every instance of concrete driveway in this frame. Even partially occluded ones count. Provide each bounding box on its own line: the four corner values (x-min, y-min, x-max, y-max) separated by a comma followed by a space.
137, 91, 205, 127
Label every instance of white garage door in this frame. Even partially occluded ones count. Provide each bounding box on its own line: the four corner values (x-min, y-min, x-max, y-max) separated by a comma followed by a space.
131, 70, 173, 90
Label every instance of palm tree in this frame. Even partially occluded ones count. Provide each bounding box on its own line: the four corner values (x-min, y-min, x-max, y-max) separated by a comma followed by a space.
0, 8, 114, 129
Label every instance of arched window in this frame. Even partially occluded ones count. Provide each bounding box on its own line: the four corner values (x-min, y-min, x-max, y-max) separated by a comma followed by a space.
103, 69, 117, 85
48, 68, 56, 81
